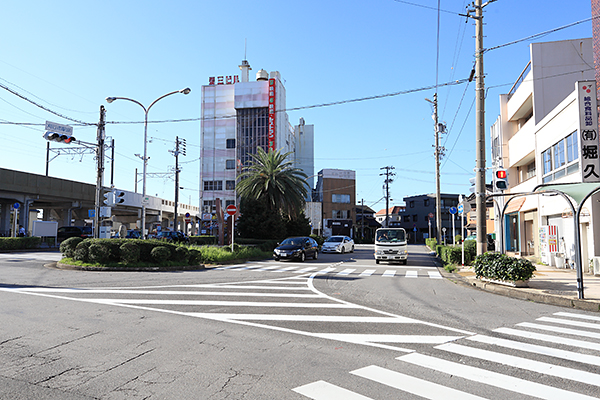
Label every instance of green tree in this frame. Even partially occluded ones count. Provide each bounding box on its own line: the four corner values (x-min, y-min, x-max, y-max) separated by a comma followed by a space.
236, 147, 308, 218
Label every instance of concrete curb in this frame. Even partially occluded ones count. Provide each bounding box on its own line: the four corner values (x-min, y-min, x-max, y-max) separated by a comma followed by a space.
431, 253, 600, 312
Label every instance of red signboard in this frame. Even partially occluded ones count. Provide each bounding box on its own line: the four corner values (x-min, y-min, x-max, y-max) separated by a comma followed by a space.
226, 204, 237, 216
268, 78, 276, 151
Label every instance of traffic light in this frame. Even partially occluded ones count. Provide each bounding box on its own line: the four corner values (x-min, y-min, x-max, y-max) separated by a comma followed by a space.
103, 191, 115, 206
115, 191, 126, 204
494, 168, 509, 191
43, 131, 76, 144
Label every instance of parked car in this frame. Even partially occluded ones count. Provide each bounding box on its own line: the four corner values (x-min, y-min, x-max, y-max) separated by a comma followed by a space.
156, 230, 189, 243
57, 226, 93, 242
321, 235, 354, 254
273, 236, 319, 262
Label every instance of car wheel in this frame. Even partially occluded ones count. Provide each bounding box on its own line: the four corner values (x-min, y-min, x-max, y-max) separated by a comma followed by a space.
313, 250, 318, 260
299, 252, 306, 262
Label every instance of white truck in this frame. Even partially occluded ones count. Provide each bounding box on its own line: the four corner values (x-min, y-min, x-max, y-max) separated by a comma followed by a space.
374, 227, 408, 264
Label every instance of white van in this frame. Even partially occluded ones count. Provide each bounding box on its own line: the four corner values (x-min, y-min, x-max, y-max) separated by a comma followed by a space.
374, 228, 408, 264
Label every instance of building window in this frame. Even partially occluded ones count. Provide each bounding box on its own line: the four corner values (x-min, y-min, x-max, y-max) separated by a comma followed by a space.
226, 180, 235, 190
226, 138, 235, 149
332, 194, 351, 203
542, 131, 579, 183
332, 210, 349, 219
226, 159, 236, 170
203, 180, 223, 191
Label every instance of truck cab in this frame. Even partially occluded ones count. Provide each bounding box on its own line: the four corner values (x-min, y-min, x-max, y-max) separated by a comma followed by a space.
374, 228, 408, 264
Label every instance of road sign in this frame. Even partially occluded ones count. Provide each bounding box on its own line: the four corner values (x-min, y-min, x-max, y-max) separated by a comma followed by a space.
449, 206, 457, 215
226, 204, 237, 216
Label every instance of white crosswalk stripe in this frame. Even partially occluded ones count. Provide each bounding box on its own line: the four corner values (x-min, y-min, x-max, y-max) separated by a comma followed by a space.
212, 264, 444, 279
293, 311, 600, 399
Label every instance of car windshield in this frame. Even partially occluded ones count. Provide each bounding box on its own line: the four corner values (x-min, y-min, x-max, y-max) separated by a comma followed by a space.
376, 229, 406, 243
281, 238, 303, 246
325, 237, 343, 243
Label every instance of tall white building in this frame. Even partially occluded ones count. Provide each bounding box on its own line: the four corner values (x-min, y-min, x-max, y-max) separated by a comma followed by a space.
199, 60, 314, 230
491, 38, 600, 271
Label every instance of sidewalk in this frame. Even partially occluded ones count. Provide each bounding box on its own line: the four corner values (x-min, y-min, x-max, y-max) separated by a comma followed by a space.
442, 262, 600, 312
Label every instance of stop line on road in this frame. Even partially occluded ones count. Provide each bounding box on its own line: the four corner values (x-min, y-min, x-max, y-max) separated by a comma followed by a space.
293, 311, 600, 399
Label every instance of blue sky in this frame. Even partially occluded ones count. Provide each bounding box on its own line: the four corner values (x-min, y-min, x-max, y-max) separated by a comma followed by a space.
0, 0, 594, 212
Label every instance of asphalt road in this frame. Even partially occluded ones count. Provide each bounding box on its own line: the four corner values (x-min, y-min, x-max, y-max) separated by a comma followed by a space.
1, 246, 599, 399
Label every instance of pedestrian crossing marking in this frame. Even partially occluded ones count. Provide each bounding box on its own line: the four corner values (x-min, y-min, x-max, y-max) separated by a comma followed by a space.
397, 352, 599, 400
495, 327, 600, 352
351, 365, 488, 400
405, 270, 418, 278
466, 334, 600, 367
293, 380, 373, 400
517, 321, 600, 340
436, 342, 600, 387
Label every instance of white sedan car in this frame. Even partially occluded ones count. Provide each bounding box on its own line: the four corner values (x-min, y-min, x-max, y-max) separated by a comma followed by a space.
321, 235, 354, 254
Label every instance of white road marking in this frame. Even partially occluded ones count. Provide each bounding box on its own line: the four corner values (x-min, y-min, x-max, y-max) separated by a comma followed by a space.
337, 268, 356, 276
536, 316, 600, 331
436, 342, 600, 387
517, 322, 600, 340
382, 270, 396, 277
351, 365, 488, 400
495, 327, 600, 352
397, 353, 599, 400
467, 335, 600, 367
428, 271, 442, 279
405, 270, 418, 278
293, 380, 373, 400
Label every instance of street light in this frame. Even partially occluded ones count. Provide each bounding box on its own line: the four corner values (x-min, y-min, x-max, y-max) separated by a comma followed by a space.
105, 88, 191, 239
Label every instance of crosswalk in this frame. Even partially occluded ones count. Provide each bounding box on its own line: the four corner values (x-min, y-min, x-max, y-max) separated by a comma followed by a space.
214, 263, 443, 279
293, 311, 600, 399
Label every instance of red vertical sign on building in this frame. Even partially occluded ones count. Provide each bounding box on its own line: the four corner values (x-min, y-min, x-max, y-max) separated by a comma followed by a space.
268, 78, 276, 151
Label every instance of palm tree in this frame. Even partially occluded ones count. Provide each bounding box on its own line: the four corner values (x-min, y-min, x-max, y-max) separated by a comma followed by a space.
236, 147, 308, 218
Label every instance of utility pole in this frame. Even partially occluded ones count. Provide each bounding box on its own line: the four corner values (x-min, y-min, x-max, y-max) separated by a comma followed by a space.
171, 137, 186, 232
94, 105, 106, 239
465, 0, 495, 255
380, 166, 395, 227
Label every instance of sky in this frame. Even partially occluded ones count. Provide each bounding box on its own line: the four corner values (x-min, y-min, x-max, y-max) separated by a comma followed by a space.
0, 0, 595, 213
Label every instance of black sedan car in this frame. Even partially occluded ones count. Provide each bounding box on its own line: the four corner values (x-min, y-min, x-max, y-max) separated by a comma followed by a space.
273, 237, 319, 262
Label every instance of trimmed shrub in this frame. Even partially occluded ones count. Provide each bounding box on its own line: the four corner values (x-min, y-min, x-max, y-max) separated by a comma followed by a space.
473, 252, 536, 282
60, 237, 84, 258
120, 241, 141, 263
88, 242, 110, 264
151, 246, 171, 263
73, 240, 92, 263
173, 246, 190, 263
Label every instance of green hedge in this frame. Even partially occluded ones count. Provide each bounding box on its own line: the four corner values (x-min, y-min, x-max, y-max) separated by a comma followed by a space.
473, 252, 536, 282
0, 237, 42, 250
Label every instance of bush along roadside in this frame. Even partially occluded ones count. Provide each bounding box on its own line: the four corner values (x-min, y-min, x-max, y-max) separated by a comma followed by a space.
473, 252, 536, 284
58, 237, 272, 269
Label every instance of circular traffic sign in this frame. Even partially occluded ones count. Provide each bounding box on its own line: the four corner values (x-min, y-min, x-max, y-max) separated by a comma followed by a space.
226, 204, 237, 216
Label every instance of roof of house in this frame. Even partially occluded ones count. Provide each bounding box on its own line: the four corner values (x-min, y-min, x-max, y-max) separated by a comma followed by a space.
375, 206, 405, 216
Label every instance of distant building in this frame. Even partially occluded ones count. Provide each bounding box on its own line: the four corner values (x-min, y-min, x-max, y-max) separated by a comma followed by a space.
314, 169, 356, 237
199, 59, 314, 232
